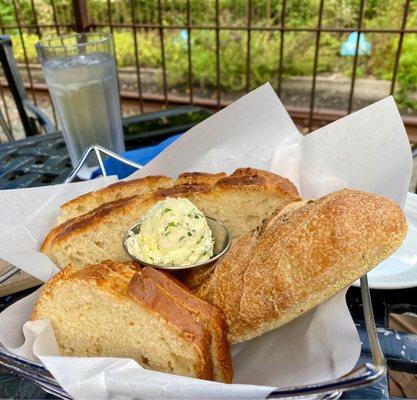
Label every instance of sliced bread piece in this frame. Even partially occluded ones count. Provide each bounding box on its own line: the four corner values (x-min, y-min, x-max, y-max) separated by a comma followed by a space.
47, 172, 226, 253
42, 196, 136, 256
31, 260, 217, 381
41, 168, 300, 269
58, 175, 174, 223
58, 172, 226, 225
164, 168, 300, 238
194, 189, 407, 344
142, 266, 232, 383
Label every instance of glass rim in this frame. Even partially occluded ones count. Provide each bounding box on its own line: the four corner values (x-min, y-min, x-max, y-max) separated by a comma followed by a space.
36, 32, 112, 50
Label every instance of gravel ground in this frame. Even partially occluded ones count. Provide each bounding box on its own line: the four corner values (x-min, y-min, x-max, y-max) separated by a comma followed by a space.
2, 65, 417, 139
1, 66, 416, 192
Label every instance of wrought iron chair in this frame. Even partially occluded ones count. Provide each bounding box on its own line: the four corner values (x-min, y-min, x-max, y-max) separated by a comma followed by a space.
0, 35, 56, 140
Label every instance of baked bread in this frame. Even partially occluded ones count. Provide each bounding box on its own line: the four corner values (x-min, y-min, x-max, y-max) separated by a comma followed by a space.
195, 189, 407, 343
42, 171, 228, 266
41, 168, 300, 268
142, 266, 232, 383
58, 172, 227, 224
58, 175, 174, 223
32, 260, 232, 382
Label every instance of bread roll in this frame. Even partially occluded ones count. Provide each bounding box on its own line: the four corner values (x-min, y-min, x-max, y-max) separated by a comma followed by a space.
195, 189, 407, 343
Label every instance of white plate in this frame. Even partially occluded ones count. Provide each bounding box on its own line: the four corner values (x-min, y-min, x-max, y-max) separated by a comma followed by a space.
352, 192, 417, 289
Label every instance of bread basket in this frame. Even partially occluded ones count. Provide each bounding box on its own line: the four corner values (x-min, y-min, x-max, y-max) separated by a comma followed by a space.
0, 145, 386, 399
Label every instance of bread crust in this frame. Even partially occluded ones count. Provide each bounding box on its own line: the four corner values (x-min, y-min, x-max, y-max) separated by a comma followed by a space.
59, 173, 223, 223
59, 175, 174, 222
155, 184, 212, 198
42, 168, 300, 264
32, 260, 141, 320
142, 267, 233, 383
129, 272, 214, 380
217, 168, 299, 199
194, 233, 257, 332
194, 189, 408, 343
176, 172, 227, 187
41, 196, 137, 253
43, 195, 155, 265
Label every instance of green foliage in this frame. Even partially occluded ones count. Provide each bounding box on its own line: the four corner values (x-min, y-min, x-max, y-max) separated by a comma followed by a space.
396, 36, 417, 109
3, 0, 417, 109
11, 34, 40, 64
0, 1, 15, 27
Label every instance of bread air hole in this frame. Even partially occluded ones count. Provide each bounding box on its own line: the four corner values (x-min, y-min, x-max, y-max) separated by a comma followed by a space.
38, 283, 202, 378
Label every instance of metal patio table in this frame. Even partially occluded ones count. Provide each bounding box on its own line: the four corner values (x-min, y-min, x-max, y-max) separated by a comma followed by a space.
0, 133, 416, 399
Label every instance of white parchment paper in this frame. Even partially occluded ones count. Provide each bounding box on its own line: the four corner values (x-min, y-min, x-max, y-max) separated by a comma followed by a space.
0, 83, 412, 399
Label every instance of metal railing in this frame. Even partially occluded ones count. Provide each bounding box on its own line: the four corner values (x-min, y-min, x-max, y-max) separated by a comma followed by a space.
0, 0, 416, 141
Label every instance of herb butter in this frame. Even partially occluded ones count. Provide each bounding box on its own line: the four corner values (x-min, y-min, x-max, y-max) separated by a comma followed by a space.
125, 197, 214, 266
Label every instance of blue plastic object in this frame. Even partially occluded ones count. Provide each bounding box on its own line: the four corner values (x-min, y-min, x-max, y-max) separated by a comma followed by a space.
91, 133, 182, 179
340, 32, 371, 56
172, 30, 188, 48
179, 29, 188, 41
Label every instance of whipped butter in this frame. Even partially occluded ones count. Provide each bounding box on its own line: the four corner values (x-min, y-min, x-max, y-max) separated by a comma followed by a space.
125, 197, 214, 267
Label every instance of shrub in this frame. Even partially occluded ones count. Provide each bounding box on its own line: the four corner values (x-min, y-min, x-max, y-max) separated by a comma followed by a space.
11, 34, 39, 64
6, 25, 417, 109
396, 36, 417, 109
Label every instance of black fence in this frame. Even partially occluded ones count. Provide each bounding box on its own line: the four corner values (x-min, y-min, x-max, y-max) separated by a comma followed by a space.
0, 0, 417, 140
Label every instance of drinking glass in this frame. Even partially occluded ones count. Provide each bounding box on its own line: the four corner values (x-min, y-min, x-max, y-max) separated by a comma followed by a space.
36, 33, 125, 172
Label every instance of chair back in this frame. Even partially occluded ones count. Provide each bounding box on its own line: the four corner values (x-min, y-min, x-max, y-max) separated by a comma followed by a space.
0, 35, 56, 140
0, 35, 37, 137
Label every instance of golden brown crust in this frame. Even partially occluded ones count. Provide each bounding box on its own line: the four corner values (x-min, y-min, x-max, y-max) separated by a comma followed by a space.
41, 196, 138, 253
32, 261, 141, 320
194, 233, 257, 333
195, 189, 408, 343
217, 168, 300, 200
143, 268, 227, 332
129, 272, 214, 380
155, 184, 212, 198
69, 260, 140, 295
60, 175, 173, 214
142, 267, 232, 383
176, 172, 227, 187
54, 196, 139, 245
47, 196, 160, 257
43, 168, 300, 258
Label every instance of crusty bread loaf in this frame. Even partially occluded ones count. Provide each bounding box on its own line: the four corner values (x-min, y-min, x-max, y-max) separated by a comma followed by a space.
41, 168, 300, 269
32, 260, 232, 382
58, 175, 174, 224
195, 189, 407, 344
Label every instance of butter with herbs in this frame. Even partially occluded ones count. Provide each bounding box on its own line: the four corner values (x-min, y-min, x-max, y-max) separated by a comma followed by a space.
125, 197, 214, 267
